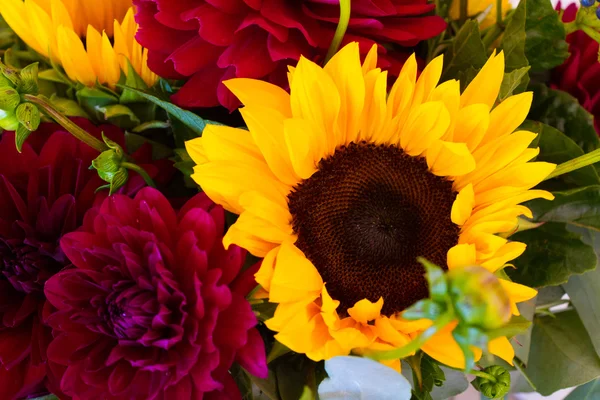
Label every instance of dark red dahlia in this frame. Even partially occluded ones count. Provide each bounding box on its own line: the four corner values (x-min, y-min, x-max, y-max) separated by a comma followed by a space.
45, 188, 267, 400
134, 0, 446, 110
0, 120, 172, 400
552, 3, 600, 134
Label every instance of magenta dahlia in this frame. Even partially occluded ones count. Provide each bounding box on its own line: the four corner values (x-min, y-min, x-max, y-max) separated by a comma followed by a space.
552, 3, 600, 134
0, 120, 171, 400
134, 0, 446, 110
45, 188, 267, 400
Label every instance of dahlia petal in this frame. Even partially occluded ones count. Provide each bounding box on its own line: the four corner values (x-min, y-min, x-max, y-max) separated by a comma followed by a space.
0, 325, 32, 368
290, 57, 341, 155
324, 42, 365, 144
499, 279, 537, 315
183, 4, 243, 46
453, 104, 490, 151
240, 105, 299, 185
215, 293, 257, 349
108, 362, 137, 396
461, 50, 505, 108
483, 92, 534, 145
224, 78, 292, 116
168, 36, 221, 76
269, 241, 323, 303
488, 336, 515, 365
179, 208, 217, 252
235, 327, 268, 379
451, 184, 475, 226
261, 0, 322, 46
447, 244, 477, 269
172, 65, 224, 108
238, 12, 289, 42
400, 102, 450, 156
347, 298, 384, 324
217, 28, 278, 78
267, 30, 313, 62
426, 140, 476, 177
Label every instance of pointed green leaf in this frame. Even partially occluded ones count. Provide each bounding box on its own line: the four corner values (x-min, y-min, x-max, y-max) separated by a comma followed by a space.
15, 102, 40, 131
442, 20, 487, 81
527, 185, 600, 230
565, 379, 600, 400
120, 60, 149, 104
500, 0, 528, 71
499, 66, 530, 101
15, 124, 31, 153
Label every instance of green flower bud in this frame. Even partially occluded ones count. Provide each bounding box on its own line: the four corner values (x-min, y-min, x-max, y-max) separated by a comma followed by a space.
91, 133, 129, 195
0, 87, 21, 113
472, 366, 511, 399
0, 109, 19, 131
447, 266, 511, 330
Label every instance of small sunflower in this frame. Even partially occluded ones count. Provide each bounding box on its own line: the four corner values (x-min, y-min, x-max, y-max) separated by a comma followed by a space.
186, 43, 554, 370
1, 0, 157, 87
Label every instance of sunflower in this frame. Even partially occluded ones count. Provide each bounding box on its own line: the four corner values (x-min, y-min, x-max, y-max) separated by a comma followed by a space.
449, 0, 512, 29
1, 0, 157, 87
186, 43, 554, 370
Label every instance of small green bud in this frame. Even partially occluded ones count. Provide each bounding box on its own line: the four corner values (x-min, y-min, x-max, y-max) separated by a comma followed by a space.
472, 366, 511, 399
91, 135, 129, 194
0, 109, 19, 131
15, 103, 40, 131
448, 266, 511, 330
18, 63, 39, 95
0, 87, 21, 112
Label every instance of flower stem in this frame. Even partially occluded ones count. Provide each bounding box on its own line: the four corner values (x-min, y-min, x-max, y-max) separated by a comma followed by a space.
459, 0, 468, 23
121, 161, 156, 188
324, 0, 351, 64
496, 0, 503, 26
23, 94, 107, 152
470, 369, 497, 383
544, 148, 600, 181
368, 312, 455, 361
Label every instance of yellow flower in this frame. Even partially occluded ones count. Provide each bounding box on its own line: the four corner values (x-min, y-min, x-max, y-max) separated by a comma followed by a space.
1, 0, 157, 88
186, 43, 554, 370
450, 0, 512, 29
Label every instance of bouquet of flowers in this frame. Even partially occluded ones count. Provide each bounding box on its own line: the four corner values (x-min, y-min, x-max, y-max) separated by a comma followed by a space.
0, 0, 599, 399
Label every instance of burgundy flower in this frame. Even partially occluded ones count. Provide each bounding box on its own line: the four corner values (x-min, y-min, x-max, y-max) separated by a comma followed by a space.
552, 3, 600, 134
0, 120, 172, 400
134, 0, 446, 110
45, 188, 267, 400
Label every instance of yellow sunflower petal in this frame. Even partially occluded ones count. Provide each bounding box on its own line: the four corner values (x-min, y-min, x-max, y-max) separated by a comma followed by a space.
255, 247, 279, 291
269, 242, 323, 303
362, 44, 379, 74
347, 297, 384, 324
284, 118, 322, 179
374, 317, 412, 347
488, 336, 515, 365
359, 69, 388, 143
453, 104, 490, 151
421, 322, 466, 369
199, 125, 263, 164
461, 51, 504, 109
223, 225, 279, 258
451, 184, 475, 225
482, 92, 534, 145
500, 279, 538, 315
427, 140, 476, 177
447, 244, 477, 269
400, 102, 450, 156
413, 55, 444, 106
224, 79, 292, 117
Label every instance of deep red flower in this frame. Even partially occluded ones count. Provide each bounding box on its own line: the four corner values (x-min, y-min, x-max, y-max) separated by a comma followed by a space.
552, 3, 600, 134
0, 120, 172, 400
134, 0, 446, 110
45, 187, 267, 400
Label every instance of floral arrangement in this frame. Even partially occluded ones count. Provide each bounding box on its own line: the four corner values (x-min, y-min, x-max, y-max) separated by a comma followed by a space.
0, 0, 599, 399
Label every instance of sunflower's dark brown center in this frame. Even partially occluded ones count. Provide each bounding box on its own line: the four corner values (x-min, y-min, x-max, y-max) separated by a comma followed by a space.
288, 142, 459, 316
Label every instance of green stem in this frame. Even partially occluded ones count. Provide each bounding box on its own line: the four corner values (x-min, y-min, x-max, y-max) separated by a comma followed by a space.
582, 25, 600, 46
121, 161, 156, 188
496, 0, 503, 26
459, 0, 468, 23
324, 0, 351, 64
406, 353, 424, 390
544, 147, 600, 181
23, 94, 107, 152
563, 21, 578, 35
470, 370, 497, 383
368, 312, 455, 361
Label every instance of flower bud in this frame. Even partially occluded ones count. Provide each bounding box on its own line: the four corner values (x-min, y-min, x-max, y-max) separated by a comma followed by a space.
472, 366, 511, 399
447, 266, 511, 330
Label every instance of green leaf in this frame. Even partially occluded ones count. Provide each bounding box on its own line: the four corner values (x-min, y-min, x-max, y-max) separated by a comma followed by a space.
267, 341, 291, 364
298, 386, 315, 400
522, 0, 570, 71
520, 121, 599, 189
15, 102, 40, 131
18, 62, 38, 94
442, 20, 487, 82
563, 225, 600, 357
172, 148, 197, 188
76, 87, 119, 121
38, 69, 68, 84
96, 104, 141, 129
457, 66, 479, 92
249, 368, 280, 400
508, 222, 597, 287
401, 362, 469, 400
525, 310, 600, 395
230, 365, 254, 400
536, 285, 566, 307
124, 132, 173, 160
500, 1, 528, 71
498, 66, 530, 101
527, 185, 600, 230
565, 379, 600, 400
529, 84, 600, 156
49, 94, 90, 118
0, 62, 21, 87
116, 85, 208, 137
14, 123, 31, 153
29, 395, 59, 400
120, 60, 150, 104
276, 357, 317, 400
132, 120, 170, 133
513, 299, 536, 365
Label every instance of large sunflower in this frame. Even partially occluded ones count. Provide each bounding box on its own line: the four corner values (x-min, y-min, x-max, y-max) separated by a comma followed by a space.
186, 43, 554, 370
1, 0, 157, 87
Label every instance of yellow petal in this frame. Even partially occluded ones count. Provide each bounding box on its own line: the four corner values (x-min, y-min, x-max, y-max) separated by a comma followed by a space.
451, 184, 475, 225
482, 92, 534, 145
321, 284, 341, 328
266, 298, 317, 332
362, 44, 379, 74
223, 224, 279, 258
488, 336, 515, 365
400, 102, 450, 156
290, 56, 341, 154
255, 247, 279, 291
224, 78, 292, 117
269, 241, 324, 303
284, 118, 322, 179
240, 105, 300, 186
359, 69, 388, 142
85, 26, 105, 84
426, 140, 476, 177
101, 31, 121, 87
413, 55, 444, 106
2, 0, 42, 55
27, 0, 55, 58
500, 279, 537, 315
199, 125, 263, 164
387, 54, 417, 123
272, 304, 329, 354
447, 244, 477, 269
421, 322, 467, 369
347, 297, 384, 324
374, 317, 412, 347
453, 104, 490, 151
324, 42, 365, 144
56, 25, 96, 85
474, 162, 556, 194
461, 51, 504, 109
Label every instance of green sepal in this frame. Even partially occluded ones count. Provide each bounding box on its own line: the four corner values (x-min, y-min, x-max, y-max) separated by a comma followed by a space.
418, 258, 448, 303
49, 94, 90, 118
471, 366, 511, 399
109, 168, 128, 195
402, 299, 445, 321
15, 124, 31, 153
15, 102, 40, 131
0, 63, 21, 87
0, 109, 19, 131
452, 326, 488, 371
486, 315, 532, 339
18, 62, 39, 95
0, 87, 21, 112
